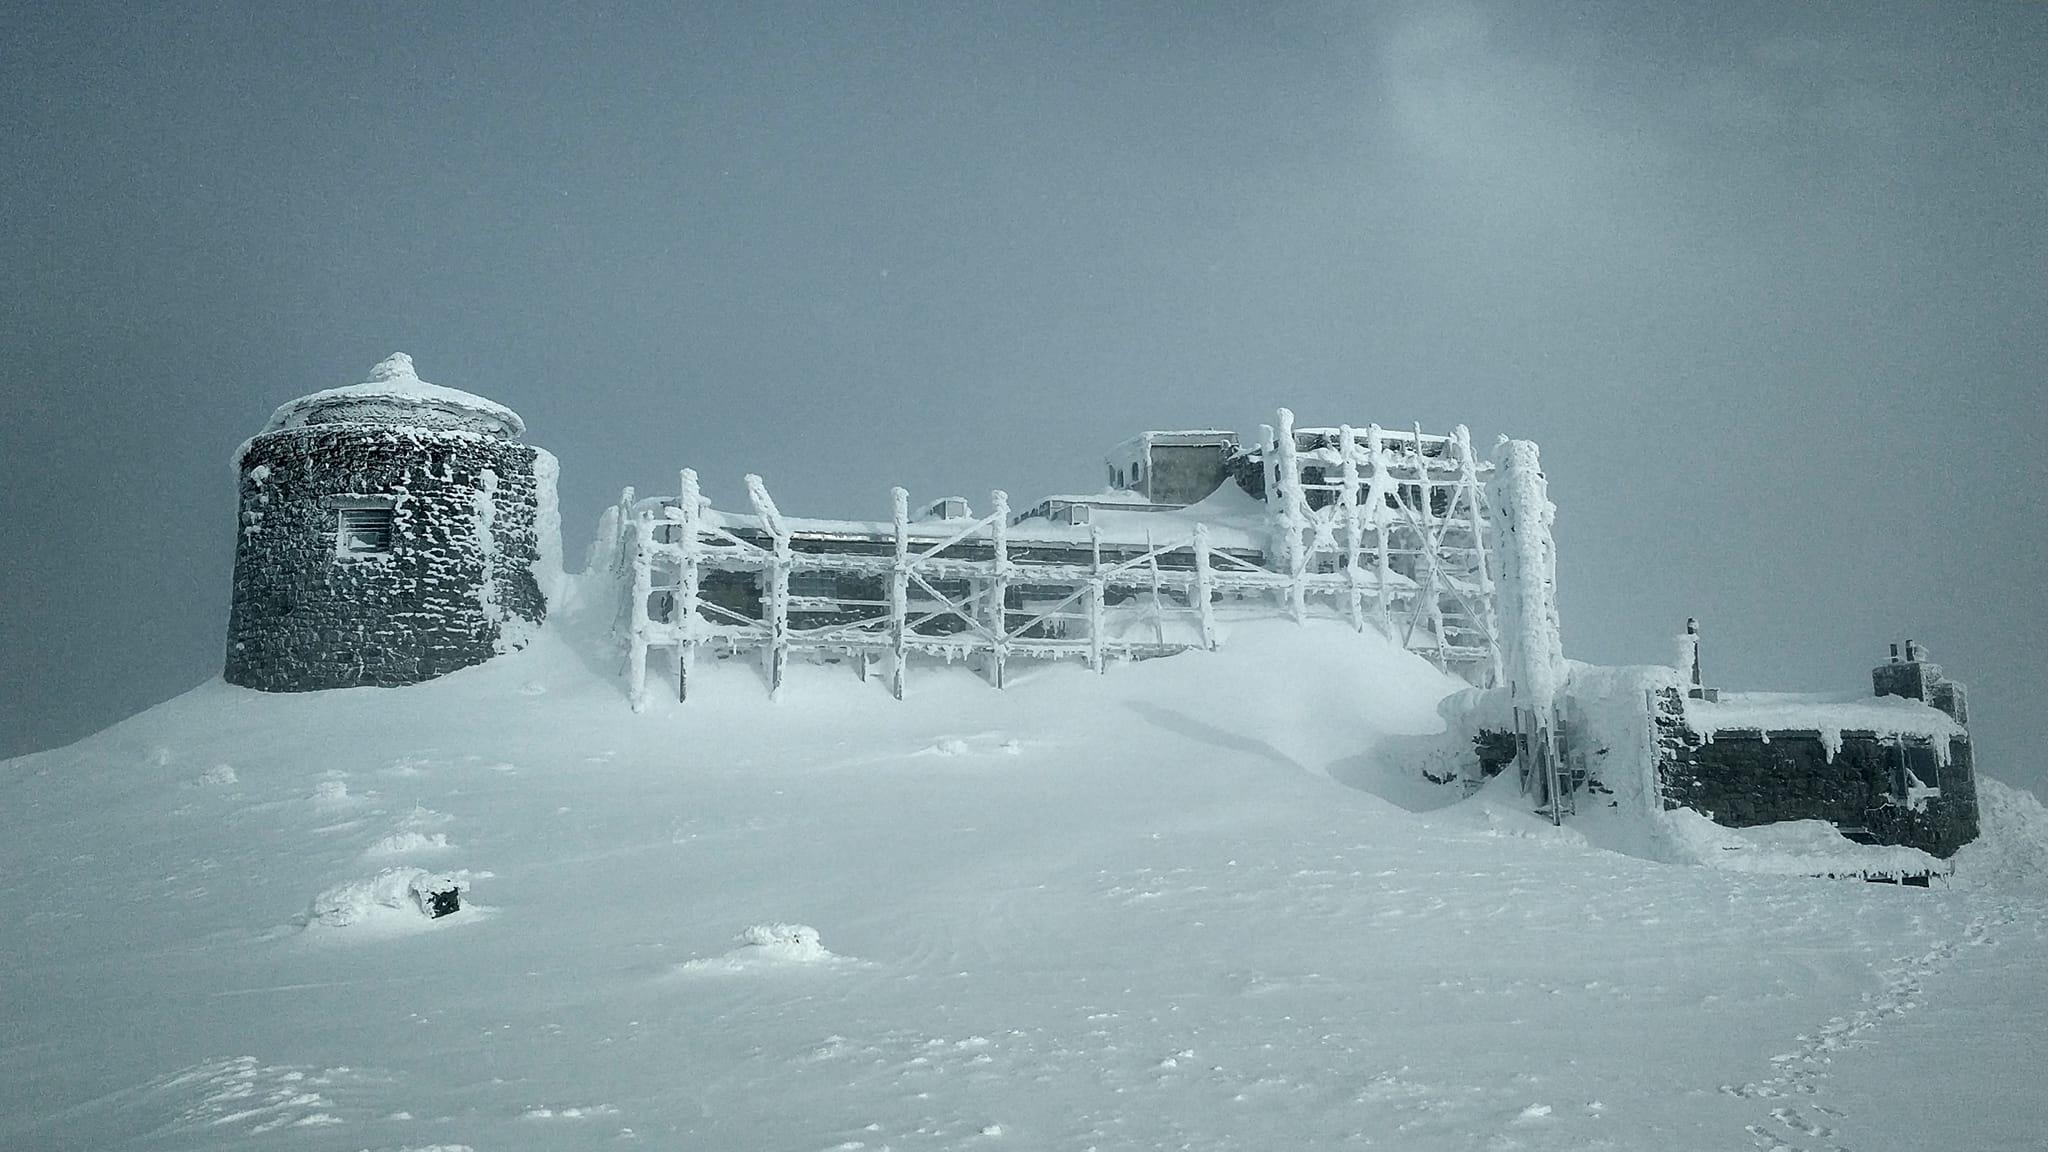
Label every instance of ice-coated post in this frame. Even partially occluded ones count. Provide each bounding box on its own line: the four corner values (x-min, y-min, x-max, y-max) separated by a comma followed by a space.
627, 511, 653, 713
989, 489, 1010, 690
889, 486, 910, 700
745, 475, 790, 701
1274, 408, 1306, 623
1366, 424, 1393, 635
1455, 425, 1502, 687
1338, 424, 1364, 632
676, 468, 701, 702
1193, 523, 1218, 650
1489, 438, 1566, 819
1087, 523, 1106, 673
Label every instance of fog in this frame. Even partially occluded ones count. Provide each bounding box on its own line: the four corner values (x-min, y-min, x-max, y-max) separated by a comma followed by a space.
3, 3, 2042, 794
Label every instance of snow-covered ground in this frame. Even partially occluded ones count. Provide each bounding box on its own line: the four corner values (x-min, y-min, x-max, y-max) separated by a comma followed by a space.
4, 618, 2045, 1151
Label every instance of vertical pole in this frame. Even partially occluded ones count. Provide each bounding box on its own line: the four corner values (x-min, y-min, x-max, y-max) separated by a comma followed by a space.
989, 489, 1010, 690
627, 511, 653, 712
889, 487, 910, 700
1145, 526, 1166, 646
1456, 425, 1502, 687
1193, 523, 1218, 651
745, 475, 790, 702
1275, 408, 1306, 623
1366, 425, 1393, 636
1087, 523, 1106, 673
1416, 423, 1449, 669
612, 487, 637, 575
676, 469, 700, 702
1339, 424, 1364, 633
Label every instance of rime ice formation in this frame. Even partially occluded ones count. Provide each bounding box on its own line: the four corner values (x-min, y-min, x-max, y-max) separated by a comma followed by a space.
1487, 438, 1565, 715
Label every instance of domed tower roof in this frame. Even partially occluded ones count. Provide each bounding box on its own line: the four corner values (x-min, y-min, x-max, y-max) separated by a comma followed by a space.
262, 353, 525, 438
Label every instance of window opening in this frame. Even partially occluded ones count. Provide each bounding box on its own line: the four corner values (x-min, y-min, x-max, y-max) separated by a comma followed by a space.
337, 507, 395, 556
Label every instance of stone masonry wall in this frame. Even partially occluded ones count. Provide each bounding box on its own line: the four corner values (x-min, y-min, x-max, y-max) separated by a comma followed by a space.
1145, 443, 1231, 506
226, 425, 546, 691
1652, 689, 1979, 858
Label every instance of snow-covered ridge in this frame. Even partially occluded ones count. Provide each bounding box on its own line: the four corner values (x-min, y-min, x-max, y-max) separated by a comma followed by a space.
261, 352, 525, 438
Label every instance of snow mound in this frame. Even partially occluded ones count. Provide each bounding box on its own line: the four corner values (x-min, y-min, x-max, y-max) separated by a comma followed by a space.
1659, 811, 1945, 879
1955, 777, 2048, 886
198, 763, 237, 786
680, 923, 847, 972
309, 868, 468, 929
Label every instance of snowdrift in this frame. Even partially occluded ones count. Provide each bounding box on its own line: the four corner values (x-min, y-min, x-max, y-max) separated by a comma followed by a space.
5, 616, 2046, 1151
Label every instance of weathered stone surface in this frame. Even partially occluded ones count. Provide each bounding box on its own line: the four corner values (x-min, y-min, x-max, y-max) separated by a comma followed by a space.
1144, 443, 1232, 506
1652, 685, 1979, 858
225, 424, 546, 691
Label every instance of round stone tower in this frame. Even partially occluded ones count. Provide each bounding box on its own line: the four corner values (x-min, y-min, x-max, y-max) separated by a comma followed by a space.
225, 353, 560, 691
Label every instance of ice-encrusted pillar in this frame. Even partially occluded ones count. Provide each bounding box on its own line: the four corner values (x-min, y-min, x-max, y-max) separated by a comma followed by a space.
1488, 438, 1569, 817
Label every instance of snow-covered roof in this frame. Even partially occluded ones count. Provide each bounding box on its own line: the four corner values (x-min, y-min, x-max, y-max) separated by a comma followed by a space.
263, 353, 525, 438
1107, 430, 1241, 455
1683, 691, 1964, 744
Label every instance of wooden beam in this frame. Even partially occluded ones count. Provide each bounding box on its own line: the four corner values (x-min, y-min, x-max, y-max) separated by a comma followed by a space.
1193, 523, 1217, 650
627, 510, 652, 713
1088, 523, 1105, 673
989, 489, 1010, 689
889, 486, 909, 699
676, 468, 700, 703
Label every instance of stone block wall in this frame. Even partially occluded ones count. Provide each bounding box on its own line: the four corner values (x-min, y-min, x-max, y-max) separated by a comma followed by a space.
1652, 689, 1979, 857
226, 425, 547, 691
1144, 443, 1232, 506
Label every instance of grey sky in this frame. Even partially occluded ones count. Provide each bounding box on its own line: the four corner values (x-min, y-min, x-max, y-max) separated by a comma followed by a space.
3, 3, 2043, 794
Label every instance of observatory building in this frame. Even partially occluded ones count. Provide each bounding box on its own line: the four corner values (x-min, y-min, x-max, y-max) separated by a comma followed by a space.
224, 353, 558, 691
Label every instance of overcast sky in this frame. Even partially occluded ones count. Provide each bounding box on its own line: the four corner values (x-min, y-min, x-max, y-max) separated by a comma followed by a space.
3, 2, 2043, 794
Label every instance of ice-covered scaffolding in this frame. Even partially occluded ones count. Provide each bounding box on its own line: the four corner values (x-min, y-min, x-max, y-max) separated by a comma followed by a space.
602, 408, 1521, 710
1259, 409, 1502, 683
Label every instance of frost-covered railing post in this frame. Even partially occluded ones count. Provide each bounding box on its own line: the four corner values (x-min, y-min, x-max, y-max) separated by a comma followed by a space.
1192, 523, 1218, 650
1455, 426, 1502, 687
1338, 424, 1364, 633
1364, 425, 1394, 637
1144, 526, 1167, 646
1273, 407, 1308, 623
888, 486, 910, 700
1489, 437, 1568, 820
745, 474, 791, 701
598, 485, 638, 640
988, 489, 1010, 690
674, 468, 702, 703
1087, 523, 1106, 673
627, 507, 655, 713
1414, 423, 1450, 669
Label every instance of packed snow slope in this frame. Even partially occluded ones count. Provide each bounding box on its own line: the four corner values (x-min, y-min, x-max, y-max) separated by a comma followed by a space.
4, 619, 2046, 1152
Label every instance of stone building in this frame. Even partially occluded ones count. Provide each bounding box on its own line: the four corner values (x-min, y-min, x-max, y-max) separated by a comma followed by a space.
1649, 642, 1978, 858
1103, 431, 1239, 504
225, 354, 558, 691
